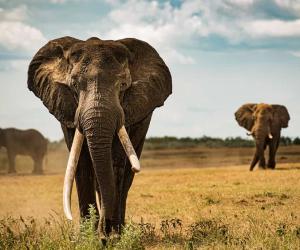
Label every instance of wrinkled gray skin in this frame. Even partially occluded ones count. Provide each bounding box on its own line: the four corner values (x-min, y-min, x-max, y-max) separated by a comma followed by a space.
27, 37, 172, 239
235, 103, 290, 171
0, 128, 47, 174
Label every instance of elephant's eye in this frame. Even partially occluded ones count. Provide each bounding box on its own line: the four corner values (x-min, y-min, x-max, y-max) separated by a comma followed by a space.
70, 50, 83, 63
120, 81, 127, 90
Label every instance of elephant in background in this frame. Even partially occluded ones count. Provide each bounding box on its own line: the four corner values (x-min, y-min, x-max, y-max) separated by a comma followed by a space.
235, 103, 290, 171
27, 36, 172, 240
0, 128, 47, 174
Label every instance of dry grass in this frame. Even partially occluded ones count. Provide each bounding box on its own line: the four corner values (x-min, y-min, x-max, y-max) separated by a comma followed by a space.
1, 145, 300, 173
0, 147, 300, 249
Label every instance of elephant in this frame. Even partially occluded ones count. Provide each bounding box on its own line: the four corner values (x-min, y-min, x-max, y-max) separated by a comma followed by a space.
235, 103, 290, 171
27, 36, 172, 240
0, 127, 47, 174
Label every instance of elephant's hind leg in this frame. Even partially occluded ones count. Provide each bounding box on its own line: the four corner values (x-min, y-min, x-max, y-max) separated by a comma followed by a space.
32, 156, 44, 174
7, 152, 16, 174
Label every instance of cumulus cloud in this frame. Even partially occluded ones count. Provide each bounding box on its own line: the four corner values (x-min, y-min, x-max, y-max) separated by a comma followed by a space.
0, 5, 46, 52
244, 19, 300, 37
275, 0, 300, 12
86, 0, 300, 64
289, 50, 300, 57
0, 5, 27, 21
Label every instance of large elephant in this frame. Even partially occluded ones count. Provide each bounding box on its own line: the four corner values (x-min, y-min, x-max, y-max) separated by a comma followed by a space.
235, 103, 290, 171
0, 127, 47, 174
27, 36, 172, 239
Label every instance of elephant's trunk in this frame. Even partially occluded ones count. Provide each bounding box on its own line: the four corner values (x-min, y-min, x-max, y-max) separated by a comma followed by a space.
62, 103, 141, 222
82, 108, 116, 227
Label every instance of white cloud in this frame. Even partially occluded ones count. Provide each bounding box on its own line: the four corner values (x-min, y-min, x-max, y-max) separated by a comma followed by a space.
275, 0, 300, 12
94, 0, 300, 54
244, 19, 300, 37
0, 5, 27, 21
89, 0, 252, 63
289, 50, 300, 57
0, 6, 46, 52
226, 0, 256, 7
0, 21, 46, 51
0, 59, 29, 71
50, 0, 66, 3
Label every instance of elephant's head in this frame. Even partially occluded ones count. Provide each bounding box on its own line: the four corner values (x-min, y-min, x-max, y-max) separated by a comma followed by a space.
235, 103, 290, 142
27, 37, 172, 222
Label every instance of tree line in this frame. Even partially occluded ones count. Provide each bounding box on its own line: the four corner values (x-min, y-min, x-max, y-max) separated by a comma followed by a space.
48, 136, 300, 150
144, 136, 300, 149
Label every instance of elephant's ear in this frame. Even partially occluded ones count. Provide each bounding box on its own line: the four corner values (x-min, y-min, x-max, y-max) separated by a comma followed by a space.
234, 103, 257, 131
272, 105, 290, 128
27, 36, 81, 128
117, 38, 172, 126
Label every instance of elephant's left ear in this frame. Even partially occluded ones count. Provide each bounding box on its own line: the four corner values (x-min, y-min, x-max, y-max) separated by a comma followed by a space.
234, 103, 257, 131
272, 105, 290, 128
117, 38, 172, 126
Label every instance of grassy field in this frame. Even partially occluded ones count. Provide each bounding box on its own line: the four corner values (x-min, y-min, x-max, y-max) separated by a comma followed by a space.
0, 146, 300, 249
1, 145, 300, 174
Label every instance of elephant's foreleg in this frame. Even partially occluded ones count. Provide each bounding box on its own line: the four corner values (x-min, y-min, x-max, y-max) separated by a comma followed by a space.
258, 155, 266, 169
250, 151, 260, 171
75, 144, 99, 219
111, 155, 126, 234
268, 139, 279, 169
119, 113, 152, 227
258, 141, 267, 169
7, 152, 16, 174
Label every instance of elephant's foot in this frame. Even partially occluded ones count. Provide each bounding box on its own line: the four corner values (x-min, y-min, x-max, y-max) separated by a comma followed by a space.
258, 165, 266, 170
8, 168, 16, 174
258, 164, 266, 169
259, 159, 266, 169
99, 218, 113, 246
32, 169, 43, 175
267, 161, 276, 169
111, 219, 124, 235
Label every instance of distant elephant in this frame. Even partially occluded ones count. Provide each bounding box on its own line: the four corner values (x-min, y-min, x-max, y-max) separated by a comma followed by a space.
235, 103, 290, 171
27, 36, 172, 239
0, 128, 47, 174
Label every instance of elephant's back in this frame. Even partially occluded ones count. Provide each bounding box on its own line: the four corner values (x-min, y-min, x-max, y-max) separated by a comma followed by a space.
4, 128, 47, 155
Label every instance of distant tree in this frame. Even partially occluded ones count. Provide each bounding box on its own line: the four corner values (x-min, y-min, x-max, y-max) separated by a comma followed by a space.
280, 136, 293, 146
293, 137, 300, 145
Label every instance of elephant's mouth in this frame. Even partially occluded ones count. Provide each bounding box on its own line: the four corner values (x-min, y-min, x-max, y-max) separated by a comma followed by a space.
62, 125, 140, 220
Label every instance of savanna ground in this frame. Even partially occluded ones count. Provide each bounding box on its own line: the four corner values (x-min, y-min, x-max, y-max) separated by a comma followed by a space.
0, 145, 300, 249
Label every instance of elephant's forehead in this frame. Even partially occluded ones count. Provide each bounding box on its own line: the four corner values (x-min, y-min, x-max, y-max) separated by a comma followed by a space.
71, 39, 129, 61
257, 103, 272, 111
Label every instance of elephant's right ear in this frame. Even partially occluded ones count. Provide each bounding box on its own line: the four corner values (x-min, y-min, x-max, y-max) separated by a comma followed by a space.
234, 103, 257, 131
272, 105, 290, 128
27, 36, 81, 128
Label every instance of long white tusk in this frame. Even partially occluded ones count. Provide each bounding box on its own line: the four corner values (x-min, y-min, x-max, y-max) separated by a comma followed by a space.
268, 133, 273, 139
63, 129, 84, 220
118, 125, 141, 173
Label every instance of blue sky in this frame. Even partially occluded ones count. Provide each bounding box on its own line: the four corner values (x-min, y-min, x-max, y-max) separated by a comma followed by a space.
0, 0, 300, 141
